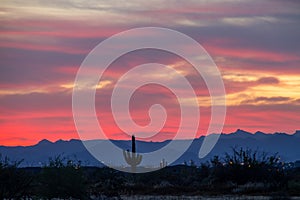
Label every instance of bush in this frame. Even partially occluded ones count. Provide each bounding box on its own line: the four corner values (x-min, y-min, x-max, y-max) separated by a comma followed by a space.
37, 155, 87, 199
0, 154, 33, 199
209, 147, 287, 191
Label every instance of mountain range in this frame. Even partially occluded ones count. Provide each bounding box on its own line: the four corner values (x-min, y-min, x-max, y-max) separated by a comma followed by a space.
1, 129, 300, 167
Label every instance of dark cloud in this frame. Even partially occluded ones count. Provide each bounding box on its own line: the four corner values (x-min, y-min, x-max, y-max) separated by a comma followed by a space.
0, 47, 83, 85
294, 99, 300, 104
257, 77, 280, 85
0, 91, 72, 115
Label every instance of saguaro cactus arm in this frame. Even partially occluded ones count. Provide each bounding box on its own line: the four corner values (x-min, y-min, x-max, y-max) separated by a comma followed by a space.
123, 150, 130, 164
123, 150, 142, 166
160, 158, 167, 168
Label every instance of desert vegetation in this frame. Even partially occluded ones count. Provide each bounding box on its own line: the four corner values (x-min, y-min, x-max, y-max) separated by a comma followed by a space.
0, 148, 300, 199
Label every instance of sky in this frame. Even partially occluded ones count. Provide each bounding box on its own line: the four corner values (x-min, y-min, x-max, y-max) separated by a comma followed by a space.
0, 0, 300, 146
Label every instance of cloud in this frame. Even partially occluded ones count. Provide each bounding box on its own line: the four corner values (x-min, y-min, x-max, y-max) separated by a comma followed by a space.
257, 77, 280, 85
222, 75, 281, 95
221, 16, 279, 27
0, 0, 299, 145
293, 99, 300, 104
241, 96, 292, 105
224, 103, 300, 133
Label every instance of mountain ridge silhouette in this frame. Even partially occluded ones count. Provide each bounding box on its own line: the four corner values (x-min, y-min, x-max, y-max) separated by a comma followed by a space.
1, 129, 299, 167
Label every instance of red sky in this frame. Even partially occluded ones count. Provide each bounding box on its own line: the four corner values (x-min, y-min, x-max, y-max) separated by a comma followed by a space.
0, 0, 300, 146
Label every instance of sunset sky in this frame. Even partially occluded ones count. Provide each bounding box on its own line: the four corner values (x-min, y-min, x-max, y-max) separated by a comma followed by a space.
1, 0, 300, 146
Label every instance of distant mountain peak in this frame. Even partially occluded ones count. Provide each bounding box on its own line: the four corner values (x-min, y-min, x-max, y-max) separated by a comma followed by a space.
55, 139, 67, 143
226, 129, 253, 138
234, 129, 252, 135
254, 131, 266, 135
274, 132, 289, 136
54, 139, 81, 144
294, 130, 300, 137
38, 139, 52, 145
69, 139, 81, 143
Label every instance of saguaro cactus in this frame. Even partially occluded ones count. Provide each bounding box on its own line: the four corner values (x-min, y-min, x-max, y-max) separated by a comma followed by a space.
123, 135, 142, 173
160, 158, 167, 168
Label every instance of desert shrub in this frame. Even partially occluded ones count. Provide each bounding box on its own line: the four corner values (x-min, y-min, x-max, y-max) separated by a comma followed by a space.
90, 167, 126, 197
37, 155, 87, 199
0, 154, 33, 199
210, 147, 287, 191
286, 167, 300, 195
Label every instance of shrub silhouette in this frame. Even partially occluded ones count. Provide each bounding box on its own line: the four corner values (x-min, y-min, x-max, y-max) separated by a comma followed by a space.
210, 147, 287, 191
37, 155, 87, 199
88, 167, 126, 197
0, 154, 32, 199
1, 148, 296, 198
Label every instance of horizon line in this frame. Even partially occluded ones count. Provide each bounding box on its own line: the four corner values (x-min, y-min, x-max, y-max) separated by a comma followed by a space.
2, 129, 299, 147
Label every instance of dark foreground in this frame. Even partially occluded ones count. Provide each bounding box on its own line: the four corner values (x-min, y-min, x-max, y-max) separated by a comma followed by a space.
1, 148, 300, 199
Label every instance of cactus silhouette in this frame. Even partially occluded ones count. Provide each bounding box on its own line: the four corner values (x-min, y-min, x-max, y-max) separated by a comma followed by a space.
160, 158, 167, 168
123, 135, 142, 173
